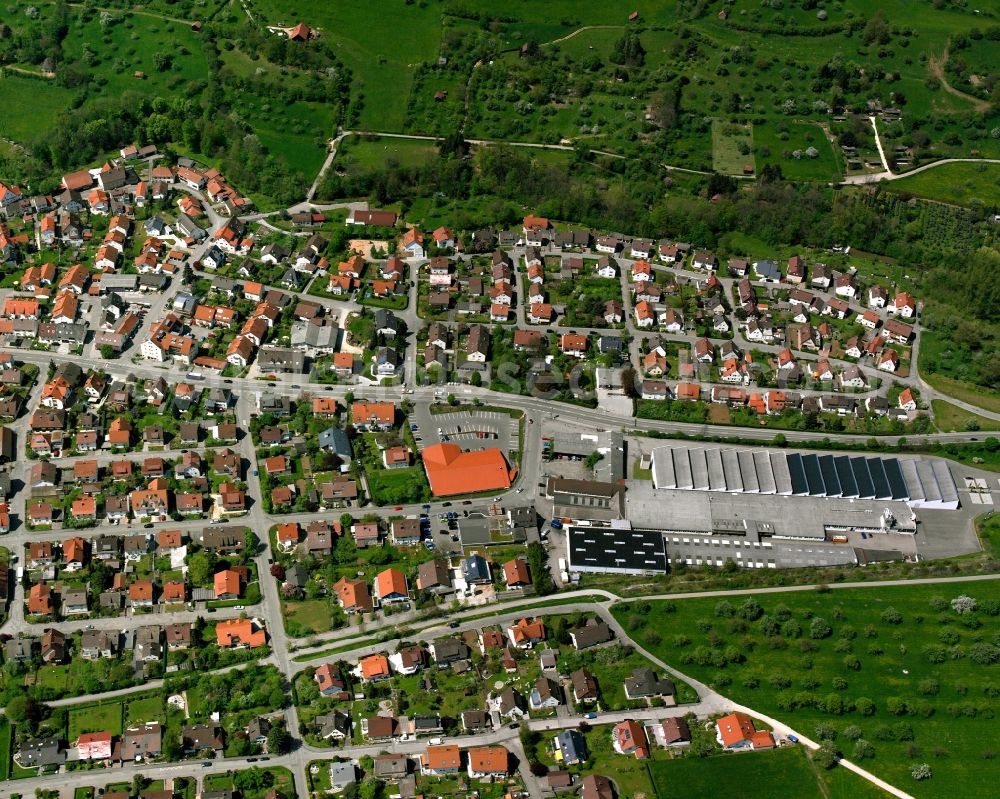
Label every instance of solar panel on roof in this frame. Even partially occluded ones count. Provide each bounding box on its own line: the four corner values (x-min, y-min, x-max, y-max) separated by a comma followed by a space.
818, 455, 841, 496
801, 453, 825, 496
786, 453, 809, 495
883, 458, 908, 500
867, 458, 891, 499
835, 456, 858, 497
851, 457, 875, 498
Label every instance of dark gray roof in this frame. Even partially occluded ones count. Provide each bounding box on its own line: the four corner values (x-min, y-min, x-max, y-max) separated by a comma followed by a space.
556, 729, 586, 763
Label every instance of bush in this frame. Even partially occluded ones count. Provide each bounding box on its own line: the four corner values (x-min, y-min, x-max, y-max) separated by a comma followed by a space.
855, 696, 876, 715
970, 643, 1000, 664
740, 598, 763, 620
881, 607, 903, 624
923, 644, 947, 664
910, 763, 932, 781
853, 739, 875, 760
952, 595, 978, 614
886, 697, 909, 716
814, 740, 840, 769
815, 722, 838, 740
843, 725, 863, 741
810, 617, 832, 639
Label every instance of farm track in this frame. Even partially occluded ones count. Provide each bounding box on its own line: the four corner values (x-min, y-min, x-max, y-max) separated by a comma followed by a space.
542, 24, 623, 47
928, 47, 992, 114
67, 2, 196, 26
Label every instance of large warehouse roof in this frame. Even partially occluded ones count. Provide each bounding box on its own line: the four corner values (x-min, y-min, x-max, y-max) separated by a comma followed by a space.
650, 446, 959, 510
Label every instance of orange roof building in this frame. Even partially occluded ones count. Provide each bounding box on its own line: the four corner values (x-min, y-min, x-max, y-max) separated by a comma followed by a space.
358, 653, 391, 681
374, 568, 408, 603
420, 443, 512, 497
162, 581, 186, 602
71, 495, 97, 518
213, 569, 241, 599
612, 719, 650, 759
503, 558, 531, 587
216, 618, 267, 648
422, 744, 461, 774
508, 617, 546, 647
351, 401, 395, 429
716, 712, 773, 749
28, 582, 52, 615
63, 536, 86, 564
334, 576, 373, 613
468, 745, 510, 776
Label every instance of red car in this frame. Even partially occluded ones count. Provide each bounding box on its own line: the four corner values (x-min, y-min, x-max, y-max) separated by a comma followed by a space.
393, 505, 403, 510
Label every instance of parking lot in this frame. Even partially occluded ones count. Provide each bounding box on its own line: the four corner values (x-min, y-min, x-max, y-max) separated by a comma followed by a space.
411, 408, 519, 454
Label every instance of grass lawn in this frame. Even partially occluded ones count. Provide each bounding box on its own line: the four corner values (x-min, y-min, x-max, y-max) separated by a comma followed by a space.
283, 599, 335, 636
0, 717, 10, 780
240, 99, 335, 177
291, 636, 379, 662
0, 75, 75, 143
712, 120, 754, 175
614, 579, 1000, 798
125, 694, 164, 726
68, 702, 123, 740
888, 162, 1000, 207
336, 135, 439, 174
364, 464, 431, 506
650, 747, 890, 799
203, 774, 234, 791
923, 372, 1000, 416
932, 399, 1000, 433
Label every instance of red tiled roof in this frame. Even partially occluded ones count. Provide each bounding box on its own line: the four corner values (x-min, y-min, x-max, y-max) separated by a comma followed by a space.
420, 443, 512, 497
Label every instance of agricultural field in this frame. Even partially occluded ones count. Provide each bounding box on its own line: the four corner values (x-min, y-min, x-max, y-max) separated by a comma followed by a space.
887, 162, 1000, 207
254, 0, 443, 131
614, 579, 1000, 798
650, 747, 891, 799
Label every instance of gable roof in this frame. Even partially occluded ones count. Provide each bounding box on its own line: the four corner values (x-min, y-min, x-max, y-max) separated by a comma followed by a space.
420, 443, 512, 497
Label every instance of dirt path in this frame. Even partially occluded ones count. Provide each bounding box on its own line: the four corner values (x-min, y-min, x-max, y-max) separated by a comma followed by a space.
68, 3, 195, 25
2, 65, 53, 79
543, 25, 623, 47
928, 47, 992, 114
